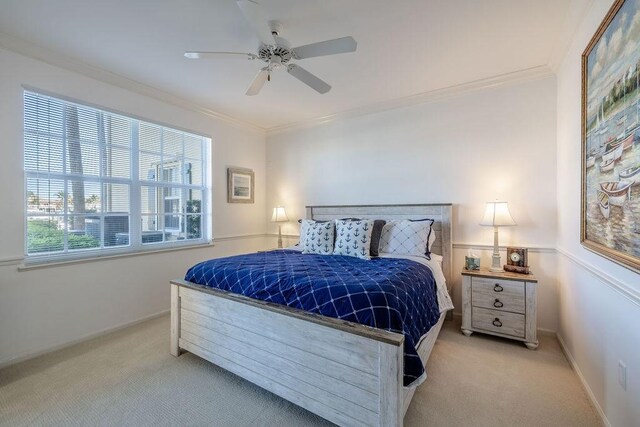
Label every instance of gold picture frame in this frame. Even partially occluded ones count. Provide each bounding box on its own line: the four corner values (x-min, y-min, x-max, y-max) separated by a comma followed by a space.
227, 167, 254, 204
581, 0, 640, 273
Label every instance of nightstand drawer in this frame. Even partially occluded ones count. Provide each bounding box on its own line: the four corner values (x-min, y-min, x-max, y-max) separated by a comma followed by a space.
472, 286, 525, 314
471, 307, 525, 338
472, 277, 524, 299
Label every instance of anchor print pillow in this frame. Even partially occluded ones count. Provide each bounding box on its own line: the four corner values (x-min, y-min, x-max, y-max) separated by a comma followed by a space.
300, 220, 335, 255
333, 219, 374, 260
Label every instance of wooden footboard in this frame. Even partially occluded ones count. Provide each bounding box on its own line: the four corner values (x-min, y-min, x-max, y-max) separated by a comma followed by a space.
170, 279, 405, 427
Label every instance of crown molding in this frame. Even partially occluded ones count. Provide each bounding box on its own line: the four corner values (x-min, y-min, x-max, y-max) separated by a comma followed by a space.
0, 31, 265, 134
0, 31, 557, 137
266, 64, 555, 136
547, 0, 595, 72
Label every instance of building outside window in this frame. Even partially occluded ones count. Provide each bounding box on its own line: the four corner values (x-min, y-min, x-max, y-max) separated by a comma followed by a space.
24, 90, 211, 262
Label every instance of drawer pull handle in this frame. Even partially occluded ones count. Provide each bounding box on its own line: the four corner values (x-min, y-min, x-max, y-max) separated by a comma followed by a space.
493, 284, 504, 292
493, 299, 504, 308
492, 318, 502, 327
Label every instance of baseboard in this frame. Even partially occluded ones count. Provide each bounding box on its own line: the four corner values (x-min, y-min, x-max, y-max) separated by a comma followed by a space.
537, 328, 557, 337
0, 309, 170, 369
556, 333, 611, 427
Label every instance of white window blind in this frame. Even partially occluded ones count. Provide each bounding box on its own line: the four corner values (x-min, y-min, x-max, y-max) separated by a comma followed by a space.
24, 90, 210, 262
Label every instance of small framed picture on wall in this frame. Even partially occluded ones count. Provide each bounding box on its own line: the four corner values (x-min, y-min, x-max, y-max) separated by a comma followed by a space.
227, 167, 254, 203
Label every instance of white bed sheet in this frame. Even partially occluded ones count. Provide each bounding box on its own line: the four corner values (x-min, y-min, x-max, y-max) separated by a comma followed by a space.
379, 252, 454, 314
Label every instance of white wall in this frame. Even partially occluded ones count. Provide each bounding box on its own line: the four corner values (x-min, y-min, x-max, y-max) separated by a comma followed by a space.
0, 48, 268, 366
266, 76, 559, 331
556, 0, 640, 425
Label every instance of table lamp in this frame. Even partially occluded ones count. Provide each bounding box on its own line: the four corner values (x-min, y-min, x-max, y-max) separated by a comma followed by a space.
271, 206, 289, 248
480, 201, 516, 272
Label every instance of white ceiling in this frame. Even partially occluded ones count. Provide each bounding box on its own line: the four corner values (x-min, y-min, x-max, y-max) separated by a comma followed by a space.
0, 0, 586, 130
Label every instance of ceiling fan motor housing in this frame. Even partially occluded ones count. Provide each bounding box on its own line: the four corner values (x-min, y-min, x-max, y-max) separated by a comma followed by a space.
258, 35, 293, 65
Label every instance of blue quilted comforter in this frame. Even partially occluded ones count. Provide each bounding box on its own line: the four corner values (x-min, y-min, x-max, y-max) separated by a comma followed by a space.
184, 250, 441, 386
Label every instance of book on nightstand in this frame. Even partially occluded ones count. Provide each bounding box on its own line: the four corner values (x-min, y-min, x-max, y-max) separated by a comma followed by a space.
503, 264, 531, 274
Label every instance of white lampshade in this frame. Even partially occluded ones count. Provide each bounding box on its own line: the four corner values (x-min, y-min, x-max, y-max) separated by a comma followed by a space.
271, 206, 289, 222
480, 201, 516, 227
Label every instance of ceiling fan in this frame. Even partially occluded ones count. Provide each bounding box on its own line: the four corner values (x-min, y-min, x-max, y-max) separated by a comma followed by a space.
184, 0, 357, 95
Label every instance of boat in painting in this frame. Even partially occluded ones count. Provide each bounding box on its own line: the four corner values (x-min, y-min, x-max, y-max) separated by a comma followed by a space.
597, 190, 610, 219
619, 163, 640, 185
600, 158, 615, 172
588, 146, 605, 160
617, 115, 627, 126
620, 132, 635, 150
602, 142, 624, 163
599, 180, 632, 206
587, 155, 596, 168
605, 137, 623, 151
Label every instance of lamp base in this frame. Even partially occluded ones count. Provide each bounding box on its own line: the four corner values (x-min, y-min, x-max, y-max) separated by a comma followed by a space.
489, 253, 503, 272
489, 227, 504, 272
277, 225, 283, 249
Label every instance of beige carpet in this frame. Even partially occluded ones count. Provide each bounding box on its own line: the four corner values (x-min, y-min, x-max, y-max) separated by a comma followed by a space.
0, 315, 600, 426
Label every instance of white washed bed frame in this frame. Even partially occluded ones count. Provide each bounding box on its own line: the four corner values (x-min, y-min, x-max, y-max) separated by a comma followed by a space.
170, 204, 452, 427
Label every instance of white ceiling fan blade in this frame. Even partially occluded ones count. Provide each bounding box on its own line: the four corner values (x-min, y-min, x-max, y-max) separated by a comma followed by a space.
246, 68, 269, 96
236, 0, 275, 46
287, 65, 331, 94
184, 51, 257, 60
292, 36, 357, 59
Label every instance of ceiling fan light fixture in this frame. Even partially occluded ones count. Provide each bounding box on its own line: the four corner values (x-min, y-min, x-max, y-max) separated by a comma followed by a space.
270, 55, 282, 67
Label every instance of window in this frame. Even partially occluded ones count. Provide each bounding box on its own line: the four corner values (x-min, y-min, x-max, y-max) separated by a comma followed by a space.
24, 90, 210, 262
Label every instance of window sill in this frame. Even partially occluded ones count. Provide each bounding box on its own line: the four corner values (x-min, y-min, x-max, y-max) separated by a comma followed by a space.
18, 241, 214, 271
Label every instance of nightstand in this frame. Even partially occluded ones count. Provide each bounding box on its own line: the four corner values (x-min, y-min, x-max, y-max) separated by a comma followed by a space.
461, 268, 538, 349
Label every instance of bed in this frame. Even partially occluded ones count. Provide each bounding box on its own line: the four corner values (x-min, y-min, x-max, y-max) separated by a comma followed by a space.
170, 204, 452, 427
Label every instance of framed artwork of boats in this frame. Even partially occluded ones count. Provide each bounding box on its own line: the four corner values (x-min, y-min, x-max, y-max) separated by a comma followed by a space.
582, 0, 640, 273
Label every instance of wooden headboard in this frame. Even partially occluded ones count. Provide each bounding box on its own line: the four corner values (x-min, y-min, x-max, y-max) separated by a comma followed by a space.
305, 204, 453, 292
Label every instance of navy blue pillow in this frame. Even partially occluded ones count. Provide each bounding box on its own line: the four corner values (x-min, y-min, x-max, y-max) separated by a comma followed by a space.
370, 220, 386, 257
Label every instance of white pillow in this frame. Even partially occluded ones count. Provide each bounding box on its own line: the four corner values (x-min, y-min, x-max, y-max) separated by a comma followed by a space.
333, 219, 374, 260
300, 220, 335, 255
379, 219, 433, 257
